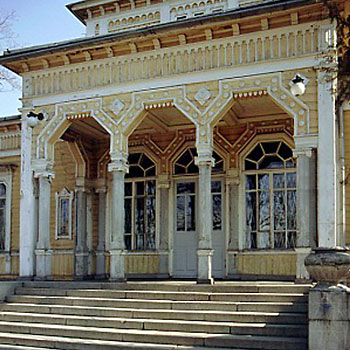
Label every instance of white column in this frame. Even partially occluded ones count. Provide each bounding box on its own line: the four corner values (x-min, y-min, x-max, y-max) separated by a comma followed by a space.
19, 113, 36, 278
75, 187, 88, 278
317, 70, 337, 247
96, 186, 107, 278
35, 172, 54, 279
195, 151, 215, 284
108, 151, 128, 280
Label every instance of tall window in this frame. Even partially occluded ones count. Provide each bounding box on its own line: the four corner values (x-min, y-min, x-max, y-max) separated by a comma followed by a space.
0, 184, 6, 250
124, 153, 156, 250
245, 141, 296, 249
55, 188, 74, 239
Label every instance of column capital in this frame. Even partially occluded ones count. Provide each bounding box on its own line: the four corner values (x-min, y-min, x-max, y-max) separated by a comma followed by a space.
226, 168, 240, 185
293, 148, 314, 158
96, 187, 107, 194
108, 150, 129, 173
32, 158, 55, 179
195, 155, 215, 167
157, 174, 170, 189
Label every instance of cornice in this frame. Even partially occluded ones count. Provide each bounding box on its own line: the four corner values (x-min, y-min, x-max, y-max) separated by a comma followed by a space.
0, 0, 323, 74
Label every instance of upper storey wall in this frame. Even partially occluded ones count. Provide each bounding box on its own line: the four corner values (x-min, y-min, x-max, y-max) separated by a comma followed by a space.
70, 0, 275, 36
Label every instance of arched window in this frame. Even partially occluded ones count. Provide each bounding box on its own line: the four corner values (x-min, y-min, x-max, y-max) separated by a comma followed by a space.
0, 184, 6, 250
124, 153, 156, 250
245, 141, 296, 249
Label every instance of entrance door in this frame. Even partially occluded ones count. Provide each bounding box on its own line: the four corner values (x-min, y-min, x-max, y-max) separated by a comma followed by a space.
173, 181, 197, 277
173, 179, 226, 278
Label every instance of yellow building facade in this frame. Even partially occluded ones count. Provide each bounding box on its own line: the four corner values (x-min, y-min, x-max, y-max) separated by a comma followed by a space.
0, 0, 348, 281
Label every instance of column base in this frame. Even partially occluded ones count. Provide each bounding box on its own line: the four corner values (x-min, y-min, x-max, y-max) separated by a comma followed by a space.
75, 251, 89, 278
197, 249, 214, 282
95, 251, 106, 278
197, 278, 214, 285
109, 249, 125, 280
35, 249, 52, 279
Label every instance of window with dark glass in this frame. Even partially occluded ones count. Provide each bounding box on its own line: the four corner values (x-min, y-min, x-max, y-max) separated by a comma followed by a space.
211, 181, 222, 231
124, 153, 156, 250
176, 182, 196, 232
245, 141, 296, 249
174, 147, 224, 175
0, 184, 6, 250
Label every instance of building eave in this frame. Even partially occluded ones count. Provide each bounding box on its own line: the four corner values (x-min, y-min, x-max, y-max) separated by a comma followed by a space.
0, 0, 316, 70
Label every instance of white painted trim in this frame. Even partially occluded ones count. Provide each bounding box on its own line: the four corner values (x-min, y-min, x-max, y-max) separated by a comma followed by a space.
49, 250, 75, 255
227, 250, 297, 255
342, 102, 350, 111
0, 150, 20, 158
294, 134, 318, 149
30, 55, 318, 108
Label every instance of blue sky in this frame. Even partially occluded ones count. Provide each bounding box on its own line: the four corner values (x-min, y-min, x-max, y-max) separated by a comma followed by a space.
0, 0, 85, 116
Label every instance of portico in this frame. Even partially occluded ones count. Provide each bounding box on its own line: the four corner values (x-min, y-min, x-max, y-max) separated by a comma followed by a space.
0, 0, 343, 283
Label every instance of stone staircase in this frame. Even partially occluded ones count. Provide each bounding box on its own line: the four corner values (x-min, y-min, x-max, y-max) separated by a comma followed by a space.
0, 281, 311, 350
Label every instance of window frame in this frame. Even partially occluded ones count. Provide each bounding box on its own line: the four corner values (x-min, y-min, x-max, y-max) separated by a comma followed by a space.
241, 138, 297, 250
55, 188, 74, 240
124, 152, 157, 251
0, 172, 12, 254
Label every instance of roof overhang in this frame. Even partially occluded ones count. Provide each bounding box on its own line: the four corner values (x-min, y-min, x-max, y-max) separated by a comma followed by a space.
0, 0, 321, 74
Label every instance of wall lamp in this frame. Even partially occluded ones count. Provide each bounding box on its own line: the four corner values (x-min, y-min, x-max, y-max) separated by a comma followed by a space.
290, 74, 306, 96
27, 111, 44, 127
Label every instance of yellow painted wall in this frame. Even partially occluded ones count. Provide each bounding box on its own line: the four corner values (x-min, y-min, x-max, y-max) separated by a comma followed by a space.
50, 141, 76, 277
125, 254, 160, 274
51, 253, 74, 279
234, 253, 297, 276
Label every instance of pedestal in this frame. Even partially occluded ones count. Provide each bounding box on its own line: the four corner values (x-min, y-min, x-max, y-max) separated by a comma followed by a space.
109, 250, 125, 281
197, 249, 214, 284
305, 247, 350, 350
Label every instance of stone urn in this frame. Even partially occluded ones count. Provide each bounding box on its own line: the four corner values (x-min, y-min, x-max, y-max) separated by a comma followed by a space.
305, 247, 350, 290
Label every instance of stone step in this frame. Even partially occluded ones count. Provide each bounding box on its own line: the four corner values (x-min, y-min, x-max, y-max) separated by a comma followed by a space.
0, 345, 52, 350
0, 322, 307, 350
22, 281, 311, 294
6, 295, 307, 313
0, 312, 307, 337
0, 332, 286, 350
0, 303, 307, 324
15, 287, 308, 302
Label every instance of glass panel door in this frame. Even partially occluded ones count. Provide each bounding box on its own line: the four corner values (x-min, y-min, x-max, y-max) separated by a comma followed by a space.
173, 181, 197, 277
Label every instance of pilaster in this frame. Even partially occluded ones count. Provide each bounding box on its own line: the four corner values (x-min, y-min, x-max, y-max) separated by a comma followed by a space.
195, 149, 215, 284
317, 70, 337, 247
108, 150, 129, 280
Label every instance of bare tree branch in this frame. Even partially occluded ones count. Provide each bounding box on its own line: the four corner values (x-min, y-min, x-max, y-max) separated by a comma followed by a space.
0, 8, 20, 92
